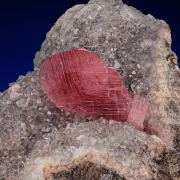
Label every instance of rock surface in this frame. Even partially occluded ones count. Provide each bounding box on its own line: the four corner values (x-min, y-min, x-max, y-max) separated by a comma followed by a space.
21, 120, 168, 180
0, 70, 93, 179
0, 0, 179, 179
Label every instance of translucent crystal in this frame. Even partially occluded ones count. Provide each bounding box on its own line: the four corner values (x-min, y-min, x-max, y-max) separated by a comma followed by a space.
39, 48, 148, 130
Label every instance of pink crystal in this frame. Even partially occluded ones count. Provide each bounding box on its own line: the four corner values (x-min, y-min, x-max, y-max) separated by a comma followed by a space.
39, 48, 149, 130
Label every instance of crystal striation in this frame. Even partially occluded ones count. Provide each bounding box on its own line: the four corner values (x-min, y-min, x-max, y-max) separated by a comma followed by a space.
39, 48, 148, 130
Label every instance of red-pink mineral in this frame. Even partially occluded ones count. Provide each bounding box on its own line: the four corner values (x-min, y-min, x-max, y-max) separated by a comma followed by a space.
39, 48, 149, 130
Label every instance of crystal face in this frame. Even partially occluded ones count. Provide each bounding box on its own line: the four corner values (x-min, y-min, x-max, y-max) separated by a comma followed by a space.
39, 48, 148, 130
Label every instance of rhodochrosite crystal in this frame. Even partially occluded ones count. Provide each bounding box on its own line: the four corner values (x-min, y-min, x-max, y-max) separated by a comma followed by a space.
39, 48, 148, 130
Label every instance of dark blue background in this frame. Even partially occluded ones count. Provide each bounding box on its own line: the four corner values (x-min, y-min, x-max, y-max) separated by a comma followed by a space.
0, 0, 179, 92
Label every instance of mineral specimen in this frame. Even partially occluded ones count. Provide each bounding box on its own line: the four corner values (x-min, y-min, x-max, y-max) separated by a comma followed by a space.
39, 48, 148, 130
0, 0, 179, 179
34, 0, 180, 148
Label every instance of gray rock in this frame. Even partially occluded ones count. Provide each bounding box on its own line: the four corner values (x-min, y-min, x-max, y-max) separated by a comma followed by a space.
8, 83, 21, 101
0, 70, 91, 179
21, 120, 163, 179
21, 120, 179, 180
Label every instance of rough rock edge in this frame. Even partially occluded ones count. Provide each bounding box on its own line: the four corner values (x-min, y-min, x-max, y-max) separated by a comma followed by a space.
20, 120, 179, 180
